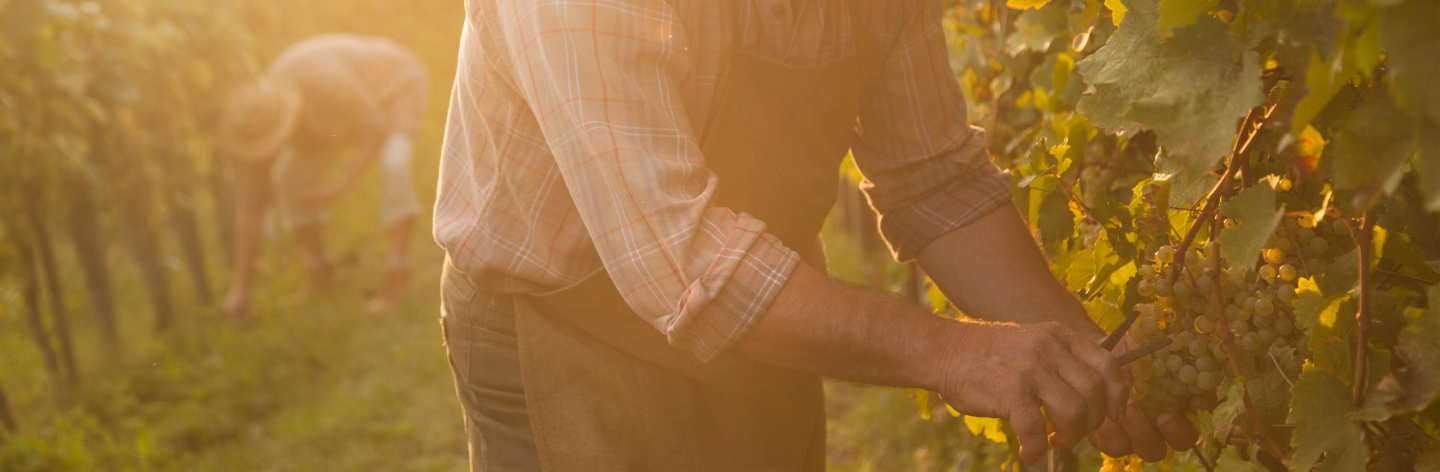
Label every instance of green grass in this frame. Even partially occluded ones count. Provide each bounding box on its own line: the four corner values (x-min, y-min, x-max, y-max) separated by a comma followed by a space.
0, 222, 467, 471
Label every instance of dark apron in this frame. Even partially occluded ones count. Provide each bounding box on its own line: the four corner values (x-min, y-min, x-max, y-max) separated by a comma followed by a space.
513, 6, 884, 470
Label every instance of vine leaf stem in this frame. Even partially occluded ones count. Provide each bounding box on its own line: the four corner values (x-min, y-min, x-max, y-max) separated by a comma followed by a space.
1353, 210, 1375, 408
1211, 201, 1289, 466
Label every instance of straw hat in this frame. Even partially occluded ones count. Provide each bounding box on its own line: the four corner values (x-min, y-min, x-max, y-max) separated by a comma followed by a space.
219, 77, 303, 162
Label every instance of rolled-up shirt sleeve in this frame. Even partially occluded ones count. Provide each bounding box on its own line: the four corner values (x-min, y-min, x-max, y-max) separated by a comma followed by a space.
852, 0, 1013, 262
490, 0, 799, 361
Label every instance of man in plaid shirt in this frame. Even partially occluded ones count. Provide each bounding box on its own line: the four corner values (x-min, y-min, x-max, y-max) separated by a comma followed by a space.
434, 0, 1196, 469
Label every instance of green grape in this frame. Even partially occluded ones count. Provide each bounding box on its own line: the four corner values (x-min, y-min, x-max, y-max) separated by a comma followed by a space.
1166, 319, 1184, 334
1274, 317, 1294, 336
1213, 343, 1229, 361
1134, 380, 1152, 397
1265, 248, 1287, 265
1140, 264, 1158, 278
1334, 219, 1351, 235
1274, 337, 1290, 349
1189, 339, 1207, 357
1298, 212, 1316, 228
1196, 275, 1214, 294
1241, 332, 1261, 351
1278, 284, 1297, 303
1255, 298, 1275, 316
1279, 264, 1297, 281
1138, 280, 1155, 296
1156, 245, 1175, 264
1143, 316, 1162, 334
1253, 312, 1273, 328
1258, 327, 1278, 344
1151, 358, 1169, 377
1310, 238, 1329, 255
1194, 314, 1215, 334
1259, 264, 1278, 282
1277, 238, 1293, 251
1186, 249, 1200, 267
1196, 371, 1218, 389
1154, 279, 1172, 297
1298, 228, 1316, 242
1172, 280, 1193, 298
1178, 365, 1198, 384
1227, 267, 1246, 283
1224, 304, 1240, 319
1232, 319, 1251, 335
1195, 355, 1216, 372
1167, 354, 1184, 372
1189, 384, 1205, 395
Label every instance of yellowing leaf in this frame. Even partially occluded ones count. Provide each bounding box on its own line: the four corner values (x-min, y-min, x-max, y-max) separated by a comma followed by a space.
966, 416, 1008, 443
1007, 0, 1052, 10
926, 281, 950, 313
1106, 0, 1128, 25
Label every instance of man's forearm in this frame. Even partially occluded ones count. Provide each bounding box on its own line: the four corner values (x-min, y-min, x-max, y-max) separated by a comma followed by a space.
731, 263, 960, 391
918, 205, 1105, 341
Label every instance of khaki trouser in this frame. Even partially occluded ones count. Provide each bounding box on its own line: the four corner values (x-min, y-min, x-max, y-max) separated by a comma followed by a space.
440, 260, 541, 472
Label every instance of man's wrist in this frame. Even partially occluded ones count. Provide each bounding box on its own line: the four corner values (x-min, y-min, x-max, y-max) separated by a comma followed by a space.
912, 316, 974, 393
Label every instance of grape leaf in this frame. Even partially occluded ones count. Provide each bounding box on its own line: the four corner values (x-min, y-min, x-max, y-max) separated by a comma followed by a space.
1293, 277, 1325, 330
1290, 48, 1356, 134
1007, 0, 1052, 10
1154, 150, 1218, 206
1123, 16, 1264, 174
1038, 189, 1075, 246
1288, 368, 1368, 472
1007, 3, 1070, 52
1210, 379, 1246, 441
1319, 248, 1359, 296
1380, 0, 1440, 124
1217, 445, 1268, 472
1376, 287, 1440, 415
1156, 0, 1218, 38
1218, 184, 1285, 271
1331, 85, 1416, 208
1076, 0, 1161, 131
1086, 297, 1126, 333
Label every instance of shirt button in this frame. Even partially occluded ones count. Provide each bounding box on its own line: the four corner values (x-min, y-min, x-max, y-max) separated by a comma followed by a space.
771, 4, 785, 16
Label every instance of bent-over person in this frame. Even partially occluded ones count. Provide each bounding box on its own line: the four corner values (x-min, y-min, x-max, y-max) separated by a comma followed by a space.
219, 33, 427, 318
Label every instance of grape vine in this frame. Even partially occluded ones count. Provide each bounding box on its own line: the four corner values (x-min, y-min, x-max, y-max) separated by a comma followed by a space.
933, 0, 1440, 466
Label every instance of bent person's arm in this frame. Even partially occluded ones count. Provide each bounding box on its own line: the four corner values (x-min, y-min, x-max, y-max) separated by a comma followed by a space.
221, 162, 272, 318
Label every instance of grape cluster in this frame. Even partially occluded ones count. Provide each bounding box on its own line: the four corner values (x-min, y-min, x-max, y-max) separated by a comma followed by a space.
1125, 213, 1348, 412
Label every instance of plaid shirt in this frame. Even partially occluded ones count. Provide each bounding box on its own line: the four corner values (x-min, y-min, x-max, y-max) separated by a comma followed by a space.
435, 0, 1010, 361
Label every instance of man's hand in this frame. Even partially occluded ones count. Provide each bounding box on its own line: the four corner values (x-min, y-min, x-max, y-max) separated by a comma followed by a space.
935, 320, 1128, 465
1086, 335, 1201, 461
